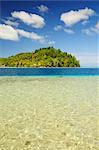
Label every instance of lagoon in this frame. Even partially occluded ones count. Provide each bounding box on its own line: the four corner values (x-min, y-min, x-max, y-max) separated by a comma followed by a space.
0, 75, 99, 150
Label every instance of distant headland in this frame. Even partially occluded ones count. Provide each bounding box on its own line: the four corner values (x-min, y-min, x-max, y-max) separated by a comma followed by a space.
0, 47, 80, 67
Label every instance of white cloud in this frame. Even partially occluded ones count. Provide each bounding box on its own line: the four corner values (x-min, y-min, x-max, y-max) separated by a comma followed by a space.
91, 27, 99, 34
4, 20, 19, 27
91, 21, 99, 34
37, 5, 48, 13
82, 21, 99, 35
0, 24, 45, 43
64, 28, 74, 34
54, 25, 74, 34
95, 21, 99, 29
54, 25, 62, 31
0, 24, 19, 41
7, 17, 14, 21
82, 20, 89, 25
17, 29, 45, 43
60, 7, 95, 27
17, 29, 30, 38
11, 11, 45, 28
75, 53, 99, 67
82, 29, 92, 35
48, 41, 55, 45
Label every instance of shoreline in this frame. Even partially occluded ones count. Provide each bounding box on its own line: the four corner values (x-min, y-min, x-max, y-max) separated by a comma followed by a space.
0, 75, 99, 78
0, 67, 99, 68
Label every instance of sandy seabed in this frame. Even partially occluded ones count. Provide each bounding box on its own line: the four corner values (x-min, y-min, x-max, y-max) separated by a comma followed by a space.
0, 76, 99, 150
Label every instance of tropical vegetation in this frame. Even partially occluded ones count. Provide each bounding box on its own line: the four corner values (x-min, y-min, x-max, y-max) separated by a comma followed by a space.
0, 47, 80, 67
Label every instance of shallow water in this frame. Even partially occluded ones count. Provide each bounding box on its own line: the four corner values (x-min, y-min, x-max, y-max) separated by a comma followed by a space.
0, 76, 99, 150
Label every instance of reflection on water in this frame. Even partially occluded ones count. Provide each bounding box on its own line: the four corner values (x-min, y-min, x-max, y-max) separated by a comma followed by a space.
0, 77, 99, 150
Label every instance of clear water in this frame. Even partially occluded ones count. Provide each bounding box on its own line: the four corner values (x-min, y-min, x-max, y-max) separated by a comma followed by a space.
0, 76, 99, 150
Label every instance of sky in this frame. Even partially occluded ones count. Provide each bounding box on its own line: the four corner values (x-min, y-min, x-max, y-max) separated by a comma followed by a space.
0, 0, 99, 67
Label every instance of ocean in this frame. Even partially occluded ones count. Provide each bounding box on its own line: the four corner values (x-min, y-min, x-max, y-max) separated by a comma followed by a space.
0, 68, 99, 149
0, 67, 99, 76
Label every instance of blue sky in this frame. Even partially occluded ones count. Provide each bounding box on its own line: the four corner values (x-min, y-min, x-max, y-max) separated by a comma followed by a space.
0, 0, 99, 67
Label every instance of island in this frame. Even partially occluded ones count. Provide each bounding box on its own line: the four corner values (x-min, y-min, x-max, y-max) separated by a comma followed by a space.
0, 47, 80, 67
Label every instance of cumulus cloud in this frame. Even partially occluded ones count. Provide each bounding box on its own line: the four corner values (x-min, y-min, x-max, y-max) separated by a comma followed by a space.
0, 24, 45, 43
11, 11, 45, 28
4, 20, 19, 27
60, 7, 95, 26
37, 5, 48, 13
17, 29, 45, 43
82, 21, 99, 35
64, 28, 74, 34
0, 24, 19, 41
54, 25, 62, 31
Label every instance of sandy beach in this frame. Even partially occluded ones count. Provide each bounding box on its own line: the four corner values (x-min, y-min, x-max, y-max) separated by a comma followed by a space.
0, 76, 99, 150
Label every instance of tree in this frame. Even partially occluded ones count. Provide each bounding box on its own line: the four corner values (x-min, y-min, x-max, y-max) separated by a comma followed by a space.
0, 47, 80, 67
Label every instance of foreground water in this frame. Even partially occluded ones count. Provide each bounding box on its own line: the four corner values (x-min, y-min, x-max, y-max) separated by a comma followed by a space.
0, 76, 99, 150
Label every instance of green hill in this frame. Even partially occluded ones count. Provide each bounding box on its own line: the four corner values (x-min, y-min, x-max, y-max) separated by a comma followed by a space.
0, 47, 80, 67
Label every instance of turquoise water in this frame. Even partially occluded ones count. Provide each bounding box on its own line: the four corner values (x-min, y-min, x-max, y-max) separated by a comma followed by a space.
0, 68, 99, 76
